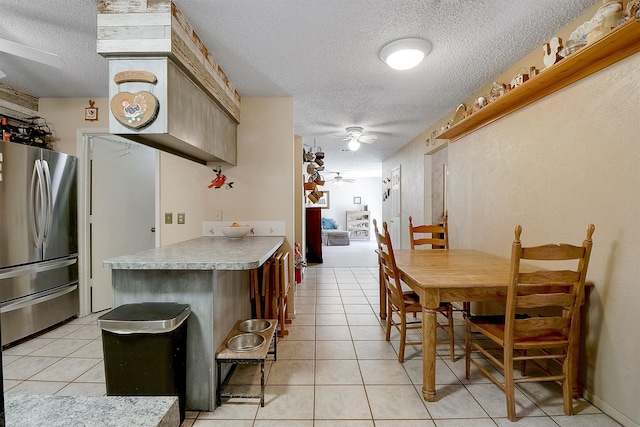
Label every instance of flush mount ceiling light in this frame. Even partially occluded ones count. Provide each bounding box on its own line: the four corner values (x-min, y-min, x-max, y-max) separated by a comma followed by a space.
380, 38, 431, 70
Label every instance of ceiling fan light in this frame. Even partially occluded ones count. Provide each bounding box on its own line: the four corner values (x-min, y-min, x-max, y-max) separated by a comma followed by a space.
380, 38, 431, 70
348, 139, 361, 151
345, 126, 363, 138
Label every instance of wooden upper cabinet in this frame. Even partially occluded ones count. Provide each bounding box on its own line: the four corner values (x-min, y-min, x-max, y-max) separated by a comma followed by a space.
438, 17, 640, 142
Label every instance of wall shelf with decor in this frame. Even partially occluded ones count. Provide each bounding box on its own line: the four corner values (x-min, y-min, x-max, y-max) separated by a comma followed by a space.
346, 211, 370, 240
437, 17, 640, 142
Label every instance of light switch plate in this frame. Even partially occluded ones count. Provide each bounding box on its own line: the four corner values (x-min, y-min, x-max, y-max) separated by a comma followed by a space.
165, 212, 173, 224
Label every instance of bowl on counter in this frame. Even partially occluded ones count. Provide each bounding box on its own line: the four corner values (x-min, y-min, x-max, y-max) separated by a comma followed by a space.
221, 224, 252, 238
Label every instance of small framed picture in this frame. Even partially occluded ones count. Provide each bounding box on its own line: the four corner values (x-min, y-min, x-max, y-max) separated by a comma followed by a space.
85, 100, 98, 122
317, 191, 330, 209
353, 196, 361, 204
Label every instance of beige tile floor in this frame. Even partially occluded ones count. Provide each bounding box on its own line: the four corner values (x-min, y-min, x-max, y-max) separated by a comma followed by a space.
2, 240, 621, 426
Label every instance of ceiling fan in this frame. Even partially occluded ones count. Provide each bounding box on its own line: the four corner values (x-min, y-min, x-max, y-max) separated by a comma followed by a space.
337, 126, 377, 151
327, 172, 355, 186
0, 38, 64, 79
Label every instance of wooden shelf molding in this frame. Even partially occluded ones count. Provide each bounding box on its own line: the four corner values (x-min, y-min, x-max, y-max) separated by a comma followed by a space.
438, 17, 640, 142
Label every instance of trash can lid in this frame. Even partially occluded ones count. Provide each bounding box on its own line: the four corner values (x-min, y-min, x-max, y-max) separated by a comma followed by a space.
98, 302, 191, 334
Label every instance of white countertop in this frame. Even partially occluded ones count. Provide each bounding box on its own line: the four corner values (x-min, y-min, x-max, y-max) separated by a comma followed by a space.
103, 236, 284, 270
5, 395, 179, 427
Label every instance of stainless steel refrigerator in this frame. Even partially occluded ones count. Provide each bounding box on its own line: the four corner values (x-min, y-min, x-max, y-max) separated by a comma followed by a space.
0, 140, 78, 346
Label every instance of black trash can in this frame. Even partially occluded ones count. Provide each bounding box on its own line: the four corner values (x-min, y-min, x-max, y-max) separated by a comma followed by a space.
98, 302, 190, 422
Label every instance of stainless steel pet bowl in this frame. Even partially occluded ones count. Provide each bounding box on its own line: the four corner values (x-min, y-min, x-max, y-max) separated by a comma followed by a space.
227, 333, 265, 352
237, 319, 272, 333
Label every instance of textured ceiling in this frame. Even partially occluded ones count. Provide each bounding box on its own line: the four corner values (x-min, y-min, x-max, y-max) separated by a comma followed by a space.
0, 0, 598, 178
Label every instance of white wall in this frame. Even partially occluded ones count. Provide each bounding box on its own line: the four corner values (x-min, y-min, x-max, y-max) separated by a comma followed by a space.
320, 177, 382, 238
39, 97, 109, 156
383, 40, 640, 427
40, 96, 296, 315
159, 96, 295, 252
40, 97, 295, 253
383, 133, 443, 249
448, 53, 640, 426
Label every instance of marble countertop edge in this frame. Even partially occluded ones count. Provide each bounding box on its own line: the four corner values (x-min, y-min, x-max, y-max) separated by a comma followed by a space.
5, 394, 180, 427
103, 236, 285, 271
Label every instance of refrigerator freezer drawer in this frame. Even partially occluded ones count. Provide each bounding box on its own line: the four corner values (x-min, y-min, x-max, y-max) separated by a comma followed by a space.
0, 256, 78, 303
1, 283, 79, 346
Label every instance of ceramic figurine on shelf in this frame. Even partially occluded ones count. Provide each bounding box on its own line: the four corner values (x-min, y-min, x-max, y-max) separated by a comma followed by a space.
628, 0, 640, 19
489, 82, 506, 102
543, 37, 563, 69
511, 68, 529, 88
474, 96, 487, 112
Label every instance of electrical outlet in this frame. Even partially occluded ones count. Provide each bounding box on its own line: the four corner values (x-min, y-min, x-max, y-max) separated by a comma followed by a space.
214, 210, 222, 221
177, 213, 185, 224
165, 212, 173, 224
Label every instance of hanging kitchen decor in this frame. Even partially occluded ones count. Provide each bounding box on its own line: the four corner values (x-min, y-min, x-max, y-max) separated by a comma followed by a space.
85, 99, 99, 121
110, 70, 160, 129
208, 166, 234, 189
304, 139, 328, 205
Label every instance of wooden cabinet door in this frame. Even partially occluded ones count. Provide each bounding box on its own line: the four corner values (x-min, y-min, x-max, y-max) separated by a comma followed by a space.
305, 207, 323, 263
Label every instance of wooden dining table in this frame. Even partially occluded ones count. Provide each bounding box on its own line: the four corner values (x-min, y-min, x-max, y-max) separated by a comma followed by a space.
392, 248, 585, 402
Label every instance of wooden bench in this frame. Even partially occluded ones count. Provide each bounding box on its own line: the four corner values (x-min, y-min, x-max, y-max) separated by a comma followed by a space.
215, 319, 278, 407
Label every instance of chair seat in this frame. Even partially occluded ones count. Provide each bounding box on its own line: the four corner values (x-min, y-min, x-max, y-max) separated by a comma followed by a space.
469, 315, 569, 348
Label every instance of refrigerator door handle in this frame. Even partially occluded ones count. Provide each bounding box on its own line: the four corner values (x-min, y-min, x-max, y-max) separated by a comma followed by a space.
30, 158, 46, 249
42, 159, 53, 249
0, 283, 78, 314
0, 256, 77, 280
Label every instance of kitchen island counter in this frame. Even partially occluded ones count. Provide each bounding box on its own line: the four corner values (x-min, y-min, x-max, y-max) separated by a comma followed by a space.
103, 236, 284, 270
103, 235, 285, 412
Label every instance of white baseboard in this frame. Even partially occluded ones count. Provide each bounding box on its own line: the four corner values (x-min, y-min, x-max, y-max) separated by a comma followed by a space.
583, 390, 638, 427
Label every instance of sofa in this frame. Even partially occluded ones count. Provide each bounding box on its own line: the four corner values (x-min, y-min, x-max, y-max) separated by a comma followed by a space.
321, 217, 350, 246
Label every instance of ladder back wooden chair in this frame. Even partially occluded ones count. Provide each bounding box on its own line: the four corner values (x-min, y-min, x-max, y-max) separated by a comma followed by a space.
408, 215, 461, 362
373, 219, 422, 363
408, 215, 449, 249
465, 224, 595, 421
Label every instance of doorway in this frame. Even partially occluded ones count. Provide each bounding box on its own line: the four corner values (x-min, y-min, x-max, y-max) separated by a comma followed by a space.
77, 131, 158, 315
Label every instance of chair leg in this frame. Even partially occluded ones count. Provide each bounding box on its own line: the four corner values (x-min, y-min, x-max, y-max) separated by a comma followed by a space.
398, 312, 406, 363
465, 320, 472, 380
447, 304, 455, 362
563, 359, 574, 416
385, 301, 392, 342
504, 349, 517, 422
463, 301, 471, 319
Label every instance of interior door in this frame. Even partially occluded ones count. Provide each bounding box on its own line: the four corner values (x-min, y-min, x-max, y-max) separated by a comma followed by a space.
89, 136, 156, 312
390, 166, 401, 248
